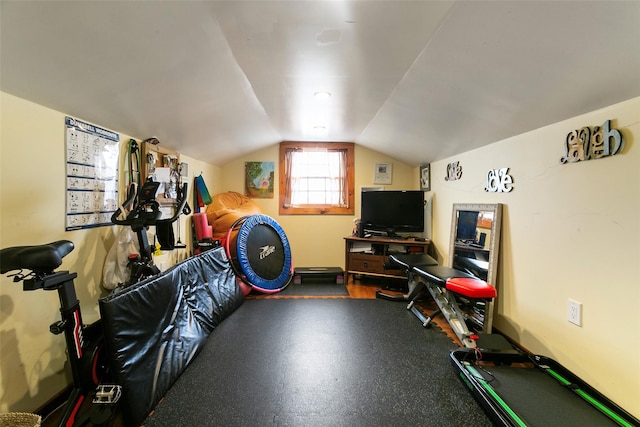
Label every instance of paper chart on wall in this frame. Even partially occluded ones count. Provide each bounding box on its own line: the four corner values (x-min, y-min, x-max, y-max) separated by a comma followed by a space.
65, 116, 119, 231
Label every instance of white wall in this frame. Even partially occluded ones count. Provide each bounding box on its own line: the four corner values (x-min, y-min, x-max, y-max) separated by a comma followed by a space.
428, 96, 639, 417
0, 91, 416, 412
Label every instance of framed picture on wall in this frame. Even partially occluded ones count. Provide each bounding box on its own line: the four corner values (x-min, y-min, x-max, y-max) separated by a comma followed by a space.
245, 161, 274, 198
374, 163, 392, 185
420, 164, 431, 191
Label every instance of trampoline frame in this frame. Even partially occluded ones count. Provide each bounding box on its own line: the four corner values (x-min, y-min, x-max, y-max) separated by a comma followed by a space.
225, 214, 293, 293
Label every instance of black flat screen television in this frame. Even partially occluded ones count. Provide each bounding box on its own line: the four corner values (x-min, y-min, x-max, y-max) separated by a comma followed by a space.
360, 190, 424, 237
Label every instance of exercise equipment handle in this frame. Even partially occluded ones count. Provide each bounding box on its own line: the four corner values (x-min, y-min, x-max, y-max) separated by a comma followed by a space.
110, 183, 138, 225
111, 182, 189, 227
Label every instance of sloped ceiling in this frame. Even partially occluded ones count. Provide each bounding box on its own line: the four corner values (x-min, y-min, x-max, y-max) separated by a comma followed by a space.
1, 1, 639, 167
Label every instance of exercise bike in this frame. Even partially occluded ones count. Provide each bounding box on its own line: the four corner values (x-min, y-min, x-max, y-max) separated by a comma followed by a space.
1, 241, 120, 426
0, 181, 189, 425
110, 178, 190, 287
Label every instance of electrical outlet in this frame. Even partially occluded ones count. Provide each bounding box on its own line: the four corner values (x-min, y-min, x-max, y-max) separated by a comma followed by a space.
567, 299, 582, 326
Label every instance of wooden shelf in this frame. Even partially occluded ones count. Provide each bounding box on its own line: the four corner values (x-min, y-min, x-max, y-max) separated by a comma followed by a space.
344, 236, 430, 283
142, 141, 180, 206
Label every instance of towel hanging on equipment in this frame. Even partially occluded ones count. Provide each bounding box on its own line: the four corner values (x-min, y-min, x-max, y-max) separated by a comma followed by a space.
194, 175, 212, 212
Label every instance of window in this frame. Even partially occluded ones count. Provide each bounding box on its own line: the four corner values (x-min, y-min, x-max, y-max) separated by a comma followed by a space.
279, 142, 354, 215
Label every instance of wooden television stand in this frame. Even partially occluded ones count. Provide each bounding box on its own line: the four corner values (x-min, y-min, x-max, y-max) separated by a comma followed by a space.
344, 235, 430, 284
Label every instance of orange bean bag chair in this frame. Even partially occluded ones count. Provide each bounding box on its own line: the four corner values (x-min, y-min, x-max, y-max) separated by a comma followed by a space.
206, 191, 262, 239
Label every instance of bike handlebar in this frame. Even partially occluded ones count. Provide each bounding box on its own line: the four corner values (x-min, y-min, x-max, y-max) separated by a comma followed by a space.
120, 182, 138, 212
111, 182, 189, 228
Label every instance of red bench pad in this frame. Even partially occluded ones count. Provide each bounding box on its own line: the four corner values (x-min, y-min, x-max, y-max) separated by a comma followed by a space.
446, 277, 496, 299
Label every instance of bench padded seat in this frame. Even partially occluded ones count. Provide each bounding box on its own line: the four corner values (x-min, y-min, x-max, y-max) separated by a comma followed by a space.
446, 277, 496, 299
412, 265, 476, 285
388, 253, 438, 270
412, 265, 495, 299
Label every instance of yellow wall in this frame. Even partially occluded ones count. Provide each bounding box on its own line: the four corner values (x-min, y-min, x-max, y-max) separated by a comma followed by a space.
2, 89, 639, 418
0, 92, 221, 412
427, 96, 640, 417
0, 91, 414, 412
220, 144, 419, 268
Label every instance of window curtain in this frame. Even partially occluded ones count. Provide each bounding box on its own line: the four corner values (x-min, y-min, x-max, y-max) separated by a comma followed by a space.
335, 148, 348, 207
282, 148, 298, 208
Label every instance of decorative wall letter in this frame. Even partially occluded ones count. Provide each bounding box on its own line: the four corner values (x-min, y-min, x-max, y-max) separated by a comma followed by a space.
485, 167, 513, 193
445, 161, 462, 181
560, 119, 624, 164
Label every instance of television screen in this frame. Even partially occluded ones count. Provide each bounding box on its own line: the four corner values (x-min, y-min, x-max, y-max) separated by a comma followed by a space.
361, 190, 424, 237
456, 210, 480, 242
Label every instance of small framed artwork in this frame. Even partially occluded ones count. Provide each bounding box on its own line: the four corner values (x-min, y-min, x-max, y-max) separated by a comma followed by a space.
245, 161, 274, 198
420, 164, 431, 191
374, 163, 393, 185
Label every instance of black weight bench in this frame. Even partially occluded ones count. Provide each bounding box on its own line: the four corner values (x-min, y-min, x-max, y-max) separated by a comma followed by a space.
378, 253, 497, 348
376, 252, 438, 301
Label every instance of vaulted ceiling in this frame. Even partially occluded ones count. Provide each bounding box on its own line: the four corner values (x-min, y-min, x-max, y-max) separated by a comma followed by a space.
2, 1, 638, 167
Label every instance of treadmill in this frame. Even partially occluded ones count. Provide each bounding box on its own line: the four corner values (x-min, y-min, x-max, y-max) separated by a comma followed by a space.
451, 347, 639, 427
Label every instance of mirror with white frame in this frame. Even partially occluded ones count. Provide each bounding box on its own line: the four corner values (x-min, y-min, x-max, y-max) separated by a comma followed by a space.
448, 203, 502, 332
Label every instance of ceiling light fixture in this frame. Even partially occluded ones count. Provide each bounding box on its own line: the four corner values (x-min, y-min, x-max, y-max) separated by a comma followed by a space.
312, 125, 328, 136
313, 91, 332, 100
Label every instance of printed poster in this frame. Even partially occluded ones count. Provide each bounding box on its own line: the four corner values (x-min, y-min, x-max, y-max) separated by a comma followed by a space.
65, 116, 119, 230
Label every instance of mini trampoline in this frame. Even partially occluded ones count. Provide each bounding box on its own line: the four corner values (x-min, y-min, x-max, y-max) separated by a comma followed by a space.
225, 214, 293, 294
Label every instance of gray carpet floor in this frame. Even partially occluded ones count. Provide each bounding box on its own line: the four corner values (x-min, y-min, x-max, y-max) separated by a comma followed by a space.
143, 298, 491, 426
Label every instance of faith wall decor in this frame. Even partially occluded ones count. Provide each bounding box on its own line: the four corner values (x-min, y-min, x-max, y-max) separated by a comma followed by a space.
560, 119, 624, 164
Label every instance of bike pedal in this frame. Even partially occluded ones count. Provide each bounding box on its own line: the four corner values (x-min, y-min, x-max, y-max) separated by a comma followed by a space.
93, 384, 122, 404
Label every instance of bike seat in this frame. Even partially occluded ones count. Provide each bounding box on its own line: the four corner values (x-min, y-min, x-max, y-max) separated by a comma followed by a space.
0, 240, 74, 273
